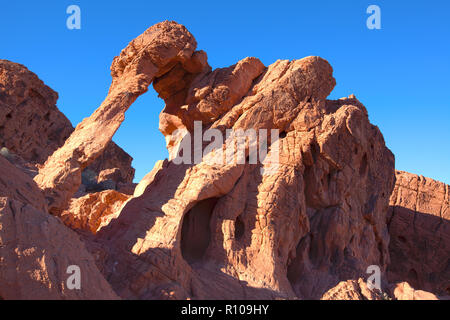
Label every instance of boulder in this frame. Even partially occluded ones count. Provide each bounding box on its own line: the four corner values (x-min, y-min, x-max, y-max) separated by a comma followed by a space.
321, 278, 387, 300
61, 190, 131, 234
391, 282, 439, 300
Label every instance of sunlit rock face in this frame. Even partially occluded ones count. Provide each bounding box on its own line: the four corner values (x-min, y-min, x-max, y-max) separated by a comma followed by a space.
0, 59, 135, 199
71, 21, 396, 300
2, 20, 448, 300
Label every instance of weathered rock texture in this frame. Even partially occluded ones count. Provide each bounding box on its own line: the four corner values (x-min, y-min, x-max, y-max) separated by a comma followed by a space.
34, 21, 197, 215
0, 60, 73, 164
390, 282, 439, 300
42, 21, 395, 300
0, 197, 119, 299
388, 171, 450, 296
321, 278, 386, 300
61, 190, 130, 234
0, 59, 135, 198
0, 60, 133, 173
321, 279, 441, 300
0, 153, 46, 212
1, 20, 448, 301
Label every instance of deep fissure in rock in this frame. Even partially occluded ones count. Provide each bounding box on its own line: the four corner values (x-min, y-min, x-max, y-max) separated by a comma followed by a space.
235, 215, 245, 240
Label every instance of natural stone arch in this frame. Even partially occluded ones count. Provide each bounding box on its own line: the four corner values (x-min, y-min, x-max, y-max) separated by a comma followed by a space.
34, 21, 207, 214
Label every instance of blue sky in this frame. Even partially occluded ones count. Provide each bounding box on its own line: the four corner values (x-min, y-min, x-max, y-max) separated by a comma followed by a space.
1, 1, 449, 184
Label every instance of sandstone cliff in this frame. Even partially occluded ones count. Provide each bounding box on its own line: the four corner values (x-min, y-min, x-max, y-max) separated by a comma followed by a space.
388, 171, 450, 296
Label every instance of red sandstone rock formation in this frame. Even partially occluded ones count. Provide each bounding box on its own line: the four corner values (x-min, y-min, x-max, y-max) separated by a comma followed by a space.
321, 278, 386, 300
0, 197, 119, 300
321, 279, 441, 300
0, 157, 118, 299
44, 21, 393, 300
388, 171, 450, 296
0, 60, 73, 164
390, 282, 439, 300
0, 59, 135, 194
0, 152, 46, 212
34, 21, 198, 215
0, 21, 448, 301
61, 190, 130, 234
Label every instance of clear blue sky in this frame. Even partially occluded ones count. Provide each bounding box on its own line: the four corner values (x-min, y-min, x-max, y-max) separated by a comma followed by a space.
1, 1, 449, 184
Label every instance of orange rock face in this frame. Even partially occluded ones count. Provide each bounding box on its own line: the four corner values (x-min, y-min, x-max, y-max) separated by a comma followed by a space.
388, 171, 450, 296
0, 21, 448, 301
321, 278, 386, 300
0, 60, 73, 164
69, 22, 395, 300
0, 197, 118, 300
391, 282, 439, 300
0, 60, 135, 193
34, 21, 198, 215
61, 190, 130, 234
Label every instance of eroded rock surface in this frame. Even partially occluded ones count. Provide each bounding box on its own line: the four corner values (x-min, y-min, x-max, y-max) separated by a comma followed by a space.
61, 190, 131, 234
321, 279, 441, 300
62, 22, 396, 300
1, 20, 447, 301
34, 21, 199, 215
0, 197, 118, 299
388, 171, 450, 296
0, 154, 46, 212
321, 278, 386, 300
0, 60, 135, 195
391, 282, 439, 300
0, 60, 73, 163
